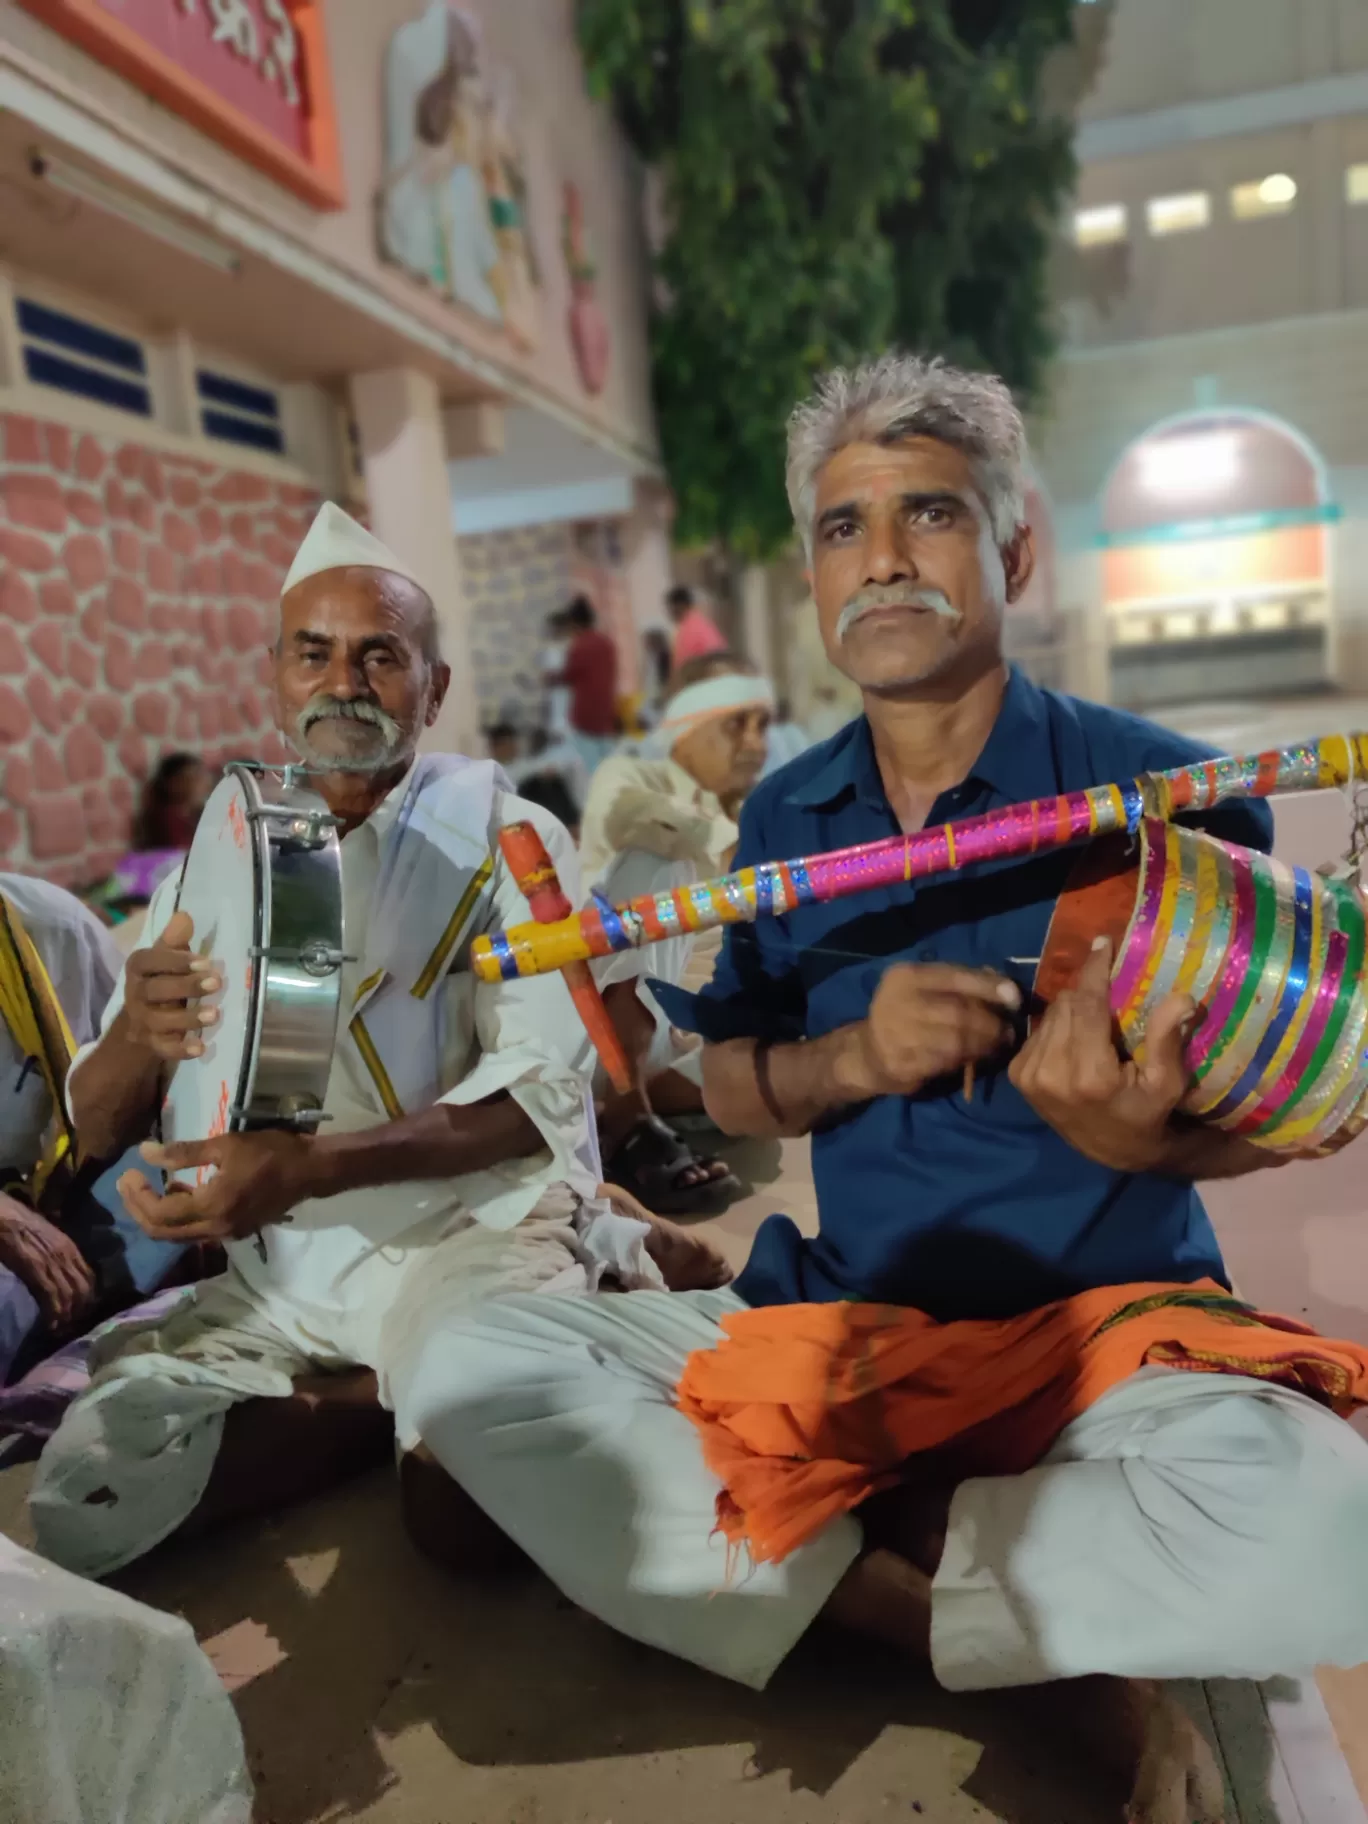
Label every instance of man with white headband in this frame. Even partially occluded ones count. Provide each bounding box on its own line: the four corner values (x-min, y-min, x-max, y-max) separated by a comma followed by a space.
27, 501, 728, 1579
579, 655, 774, 1213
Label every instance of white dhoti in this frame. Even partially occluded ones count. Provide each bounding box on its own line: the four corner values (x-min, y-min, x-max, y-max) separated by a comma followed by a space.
1, 1533, 253, 1824
33, 758, 666, 1581
30, 1189, 658, 1581
593, 850, 704, 1086
401, 1288, 1368, 1693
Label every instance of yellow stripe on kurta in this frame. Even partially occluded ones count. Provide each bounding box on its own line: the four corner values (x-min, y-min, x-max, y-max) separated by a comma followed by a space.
411, 857, 494, 1000
353, 969, 385, 1007
0, 895, 79, 1193
349, 1013, 404, 1120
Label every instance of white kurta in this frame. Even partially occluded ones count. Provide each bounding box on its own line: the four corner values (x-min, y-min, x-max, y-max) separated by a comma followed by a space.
578, 752, 737, 885
31, 765, 662, 1577
578, 755, 735, 1087
0, 874, 120, 1180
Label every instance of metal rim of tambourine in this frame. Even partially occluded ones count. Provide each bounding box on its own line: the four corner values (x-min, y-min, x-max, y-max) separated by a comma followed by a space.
194, 761, 348, 1137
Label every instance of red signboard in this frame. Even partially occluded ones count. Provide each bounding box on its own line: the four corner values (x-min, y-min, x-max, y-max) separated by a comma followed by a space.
16, 0, 344, 208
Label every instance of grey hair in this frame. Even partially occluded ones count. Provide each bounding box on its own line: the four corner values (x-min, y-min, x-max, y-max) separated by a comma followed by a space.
786, 353, 1028, 557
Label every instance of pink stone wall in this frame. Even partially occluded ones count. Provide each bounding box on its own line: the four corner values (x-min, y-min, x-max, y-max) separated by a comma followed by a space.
1, 412, 316, 886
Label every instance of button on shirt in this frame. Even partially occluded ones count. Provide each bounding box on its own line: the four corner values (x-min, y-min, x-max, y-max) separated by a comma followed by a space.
651, 670, 1273, 1322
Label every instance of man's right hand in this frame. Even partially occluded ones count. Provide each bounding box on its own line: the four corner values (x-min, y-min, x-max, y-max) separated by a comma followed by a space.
122, 910, 221, 1062
836, 962, 1020, 1100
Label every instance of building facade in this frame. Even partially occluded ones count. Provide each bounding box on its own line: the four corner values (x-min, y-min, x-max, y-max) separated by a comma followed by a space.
0, 0, 666, 882
1039, 0, 1368, 711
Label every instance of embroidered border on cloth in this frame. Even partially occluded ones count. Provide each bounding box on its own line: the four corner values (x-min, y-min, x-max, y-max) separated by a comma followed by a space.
349, 1013, 404, 1119
411, 857, 495, 1000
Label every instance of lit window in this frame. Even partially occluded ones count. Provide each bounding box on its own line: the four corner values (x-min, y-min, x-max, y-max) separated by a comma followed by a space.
1137, 430, 1240, 497
1231, 173, 1297, 220
1347, 164, 1368, 205
1146, 191, 1211, 237
1074, 203, 1127, 247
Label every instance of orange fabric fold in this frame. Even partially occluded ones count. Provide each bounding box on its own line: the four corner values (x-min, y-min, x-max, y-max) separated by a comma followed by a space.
674, 1282, 1368, 1566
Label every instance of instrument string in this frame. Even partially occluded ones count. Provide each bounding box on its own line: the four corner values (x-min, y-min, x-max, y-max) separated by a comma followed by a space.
747, 936, 1041, 970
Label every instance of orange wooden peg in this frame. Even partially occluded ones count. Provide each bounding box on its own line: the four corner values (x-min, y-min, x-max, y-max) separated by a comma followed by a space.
497, 823, 635, 1095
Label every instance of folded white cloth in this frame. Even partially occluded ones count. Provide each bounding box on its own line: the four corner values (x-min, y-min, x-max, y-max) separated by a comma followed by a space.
0, 1532, 253, 1824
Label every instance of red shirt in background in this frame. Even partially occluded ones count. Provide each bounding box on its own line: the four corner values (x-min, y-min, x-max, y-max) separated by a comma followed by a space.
563, 627, 619, 735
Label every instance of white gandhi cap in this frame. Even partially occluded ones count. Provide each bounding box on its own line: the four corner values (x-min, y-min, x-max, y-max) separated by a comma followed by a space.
281, 501, 429, 600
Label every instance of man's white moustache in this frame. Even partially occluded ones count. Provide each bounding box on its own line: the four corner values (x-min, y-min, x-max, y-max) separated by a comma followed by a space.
300, 698, 385, 727
835, 591, 958, 641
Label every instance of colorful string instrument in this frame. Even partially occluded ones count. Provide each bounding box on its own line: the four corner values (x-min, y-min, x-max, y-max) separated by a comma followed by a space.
472, 734, 1368, 1152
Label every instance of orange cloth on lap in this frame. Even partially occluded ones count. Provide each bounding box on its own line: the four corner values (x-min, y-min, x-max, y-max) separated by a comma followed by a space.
674, 1282, 1368, 1566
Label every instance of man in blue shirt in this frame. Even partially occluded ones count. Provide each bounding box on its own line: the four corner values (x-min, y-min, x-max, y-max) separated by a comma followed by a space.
682, 665, 1271, 1323
408, 354, 1368, 1824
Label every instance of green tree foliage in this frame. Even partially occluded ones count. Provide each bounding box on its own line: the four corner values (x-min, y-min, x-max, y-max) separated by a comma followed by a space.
578, 0, 1102, 558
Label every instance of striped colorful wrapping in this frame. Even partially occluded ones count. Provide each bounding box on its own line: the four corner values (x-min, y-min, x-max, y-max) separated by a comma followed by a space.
470, 731, 1368, 1152
473, 733, 1368, 986
1115, 821, 1368, 1151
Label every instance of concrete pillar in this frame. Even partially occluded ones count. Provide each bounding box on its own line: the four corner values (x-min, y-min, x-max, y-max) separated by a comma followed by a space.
1327, 467, 1368, 691
740, 563, 774, 677
349, 366, 477, 754
1308, 118, 1347, 316
1056, 548, 1110, 704
619, 479, 674, 667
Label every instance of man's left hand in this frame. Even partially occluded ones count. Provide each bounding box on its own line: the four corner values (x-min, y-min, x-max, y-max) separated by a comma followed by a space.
1009, 938, 1193, 1173
119, 1131, 318, 1243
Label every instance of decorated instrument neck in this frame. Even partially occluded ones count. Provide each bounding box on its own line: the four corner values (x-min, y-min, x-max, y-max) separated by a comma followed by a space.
470, 732, 1368, 986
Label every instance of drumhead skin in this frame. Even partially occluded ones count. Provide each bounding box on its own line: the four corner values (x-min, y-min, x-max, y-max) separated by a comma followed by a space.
158, 765, 344, 1190
160, 771, 262, 1187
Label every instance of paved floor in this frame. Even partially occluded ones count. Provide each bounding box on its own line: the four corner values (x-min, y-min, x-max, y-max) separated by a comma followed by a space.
0, 1147, 1142, 1824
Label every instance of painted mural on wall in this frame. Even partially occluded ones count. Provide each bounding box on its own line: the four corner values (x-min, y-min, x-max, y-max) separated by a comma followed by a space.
563, 181, 610, 395
378, 1, 541, 350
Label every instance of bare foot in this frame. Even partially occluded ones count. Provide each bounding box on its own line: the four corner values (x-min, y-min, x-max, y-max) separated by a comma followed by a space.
1125, 1683, 1227, 1824
1012, 1677, 1226, 1824
598, 1182, 735, 1291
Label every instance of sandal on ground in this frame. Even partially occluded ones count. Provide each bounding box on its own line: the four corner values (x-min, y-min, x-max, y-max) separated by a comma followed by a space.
663, 1108, 727, 1144
603, 1116, 742, 1216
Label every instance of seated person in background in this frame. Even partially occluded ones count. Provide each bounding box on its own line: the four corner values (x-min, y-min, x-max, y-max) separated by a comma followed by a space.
639, 626, 673, 724
0, 875, 186, 1385
28, 502, 726, 1584
485, 721, 588, 834
580, 655, 773, 1214
760, 697, 812, 778
86, 753, 215, 941
131, 752, 214, 854
397, 354, 1368, 1824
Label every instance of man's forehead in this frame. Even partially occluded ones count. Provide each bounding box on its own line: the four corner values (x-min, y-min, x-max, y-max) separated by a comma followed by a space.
279, 565, 425, 635
815, 436, 975, 504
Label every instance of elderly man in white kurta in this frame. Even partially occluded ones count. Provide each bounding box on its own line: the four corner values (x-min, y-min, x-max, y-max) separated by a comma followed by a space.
28, 503, 719, 1579
580, 664, 775, 1214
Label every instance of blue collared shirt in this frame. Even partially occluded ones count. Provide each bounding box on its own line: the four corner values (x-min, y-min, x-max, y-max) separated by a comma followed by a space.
650, 670, 1273, 1320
